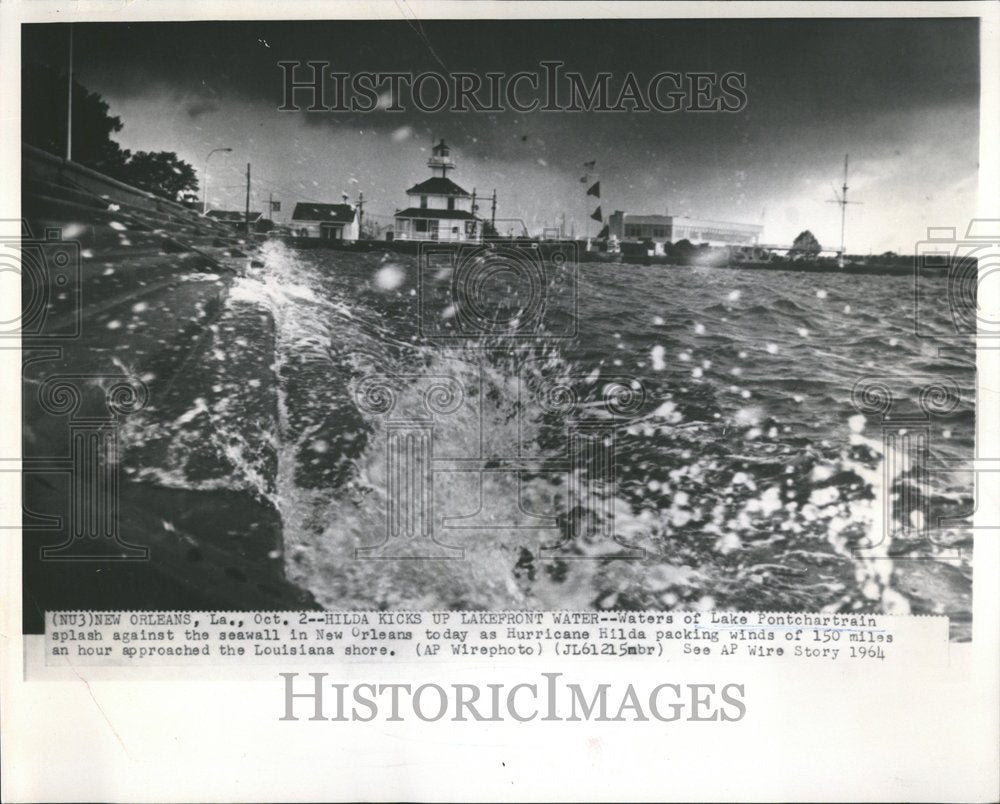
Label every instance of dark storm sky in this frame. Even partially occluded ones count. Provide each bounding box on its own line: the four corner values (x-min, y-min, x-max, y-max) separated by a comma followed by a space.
23, 18, 980, 251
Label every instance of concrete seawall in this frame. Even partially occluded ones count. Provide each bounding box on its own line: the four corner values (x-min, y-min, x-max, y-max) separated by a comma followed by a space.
21, 145, 317, 631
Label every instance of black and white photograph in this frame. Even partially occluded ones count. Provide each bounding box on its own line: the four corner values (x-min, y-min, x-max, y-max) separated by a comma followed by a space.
3, 3, 999, 801
18, 16, 983, 632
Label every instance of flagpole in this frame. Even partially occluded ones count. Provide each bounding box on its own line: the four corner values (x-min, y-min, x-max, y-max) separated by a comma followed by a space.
66, 24, 73, 161
581, 162, 601, 246
583, 169, 601, 248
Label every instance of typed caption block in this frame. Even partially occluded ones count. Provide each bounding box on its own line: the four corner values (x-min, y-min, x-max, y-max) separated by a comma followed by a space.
44, 610, 950, 667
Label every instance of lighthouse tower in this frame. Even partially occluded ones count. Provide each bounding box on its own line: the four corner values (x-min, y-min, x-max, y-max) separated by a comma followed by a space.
393, 139, 479, 242
427, 138, 455, 178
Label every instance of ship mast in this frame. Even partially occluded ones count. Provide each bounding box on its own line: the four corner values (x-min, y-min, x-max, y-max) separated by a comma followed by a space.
827, 154, 862, 268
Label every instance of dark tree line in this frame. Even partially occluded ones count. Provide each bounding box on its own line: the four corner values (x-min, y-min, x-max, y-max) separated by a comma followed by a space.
792, 230, 822, 254
23, 60, 199, 202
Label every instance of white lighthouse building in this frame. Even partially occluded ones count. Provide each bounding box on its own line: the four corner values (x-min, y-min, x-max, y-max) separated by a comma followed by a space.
393, 139, 480, 241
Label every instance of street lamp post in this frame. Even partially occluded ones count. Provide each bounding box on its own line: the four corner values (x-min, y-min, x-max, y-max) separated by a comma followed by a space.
202, 147, 233, 215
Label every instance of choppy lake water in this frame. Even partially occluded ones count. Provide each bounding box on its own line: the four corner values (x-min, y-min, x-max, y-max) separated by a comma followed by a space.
127, 242, 976, 638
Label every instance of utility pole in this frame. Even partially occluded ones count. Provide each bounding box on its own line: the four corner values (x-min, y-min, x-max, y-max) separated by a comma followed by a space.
244, 162, 251, 235
66, 25, 73, 160
827, 154, 862, 268
490, 189, 497, 233
470, 188, 478, 241
357, 191, 365, 239
837, 155, 849, 265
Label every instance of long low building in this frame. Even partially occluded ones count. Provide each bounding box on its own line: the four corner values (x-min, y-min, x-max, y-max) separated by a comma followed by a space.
608, 211, 763, 246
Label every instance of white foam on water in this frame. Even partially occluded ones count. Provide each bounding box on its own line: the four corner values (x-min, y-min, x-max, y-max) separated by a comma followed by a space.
115, 240, 951, 618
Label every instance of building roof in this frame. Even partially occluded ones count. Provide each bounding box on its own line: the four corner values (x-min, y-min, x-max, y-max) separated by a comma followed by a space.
394, 208, 477, 221
616, 212, 763, 232
405, 177, 470, 197
291, 203, 356, 223
618, 214, 671, 225
207, 209, 262, 222
672, 215, 763, 232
